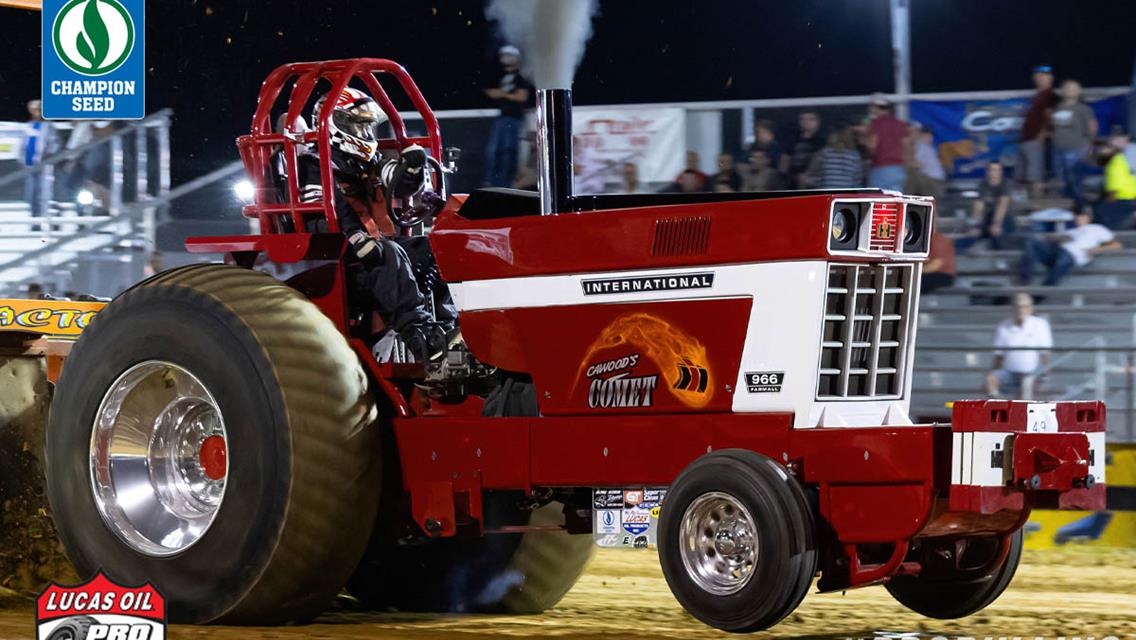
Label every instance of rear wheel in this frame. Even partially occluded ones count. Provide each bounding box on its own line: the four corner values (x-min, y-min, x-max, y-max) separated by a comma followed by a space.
46, 264, 382, 624
886, 529, 1023, 619
657, 449, 817, 633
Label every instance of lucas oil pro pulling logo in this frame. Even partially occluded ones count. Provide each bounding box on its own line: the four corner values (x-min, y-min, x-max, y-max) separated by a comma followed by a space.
36, 572, 166, 640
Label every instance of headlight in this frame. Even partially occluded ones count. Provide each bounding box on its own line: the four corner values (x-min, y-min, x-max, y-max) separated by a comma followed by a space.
903, 204, 931, 253
903, 210, 921, 244
831, 208, 856, 243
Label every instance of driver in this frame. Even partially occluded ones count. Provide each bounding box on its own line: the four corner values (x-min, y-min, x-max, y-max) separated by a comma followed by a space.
294, 87, 453, 361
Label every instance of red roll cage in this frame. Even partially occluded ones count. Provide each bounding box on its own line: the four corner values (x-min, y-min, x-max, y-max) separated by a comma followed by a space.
235, 58, 444, 236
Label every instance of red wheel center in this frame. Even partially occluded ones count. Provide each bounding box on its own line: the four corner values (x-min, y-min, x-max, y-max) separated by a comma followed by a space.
198, 435, 227, 481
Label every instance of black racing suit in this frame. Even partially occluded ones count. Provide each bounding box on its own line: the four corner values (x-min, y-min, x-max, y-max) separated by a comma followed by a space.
295, 145, 455, 355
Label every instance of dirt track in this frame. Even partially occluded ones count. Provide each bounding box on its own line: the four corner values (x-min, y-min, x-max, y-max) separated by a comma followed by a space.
1, 547, 1133, 639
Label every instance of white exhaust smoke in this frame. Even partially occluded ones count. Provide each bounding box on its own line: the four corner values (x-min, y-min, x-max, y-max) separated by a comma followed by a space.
486, 0, 598, 89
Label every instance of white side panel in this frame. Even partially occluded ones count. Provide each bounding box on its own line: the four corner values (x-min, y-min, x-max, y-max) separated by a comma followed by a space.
961, 433, 973, 485
449, 260, 916, 429
1088, 431, 1106, 483
968, 432, 1011, 487
1026, 403, 1059, 433
951, 432, 963, 485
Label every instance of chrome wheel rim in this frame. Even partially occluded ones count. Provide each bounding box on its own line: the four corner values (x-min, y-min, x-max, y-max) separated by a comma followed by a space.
679, 491, 758, 595
90, 361, 228, 557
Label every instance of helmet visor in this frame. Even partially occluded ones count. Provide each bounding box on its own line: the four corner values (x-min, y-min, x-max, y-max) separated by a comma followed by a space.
334, 99, 384, 142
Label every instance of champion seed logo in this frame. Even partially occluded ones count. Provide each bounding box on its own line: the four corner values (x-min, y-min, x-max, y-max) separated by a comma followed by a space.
52, 0, 135, 76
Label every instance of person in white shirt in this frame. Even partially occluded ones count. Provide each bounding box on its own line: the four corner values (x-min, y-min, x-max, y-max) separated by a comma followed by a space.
986, 293, 1053, 398
1017, 210, 1121, 286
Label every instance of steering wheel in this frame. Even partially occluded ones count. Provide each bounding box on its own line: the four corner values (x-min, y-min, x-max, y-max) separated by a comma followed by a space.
386, 156, 447, 229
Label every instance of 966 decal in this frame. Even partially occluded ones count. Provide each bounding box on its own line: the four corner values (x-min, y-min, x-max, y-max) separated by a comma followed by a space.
37, 573, 166, 640
744, 371, 784, 393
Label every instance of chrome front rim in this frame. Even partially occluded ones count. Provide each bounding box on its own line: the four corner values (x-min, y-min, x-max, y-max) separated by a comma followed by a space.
679, 491, 759, 595
90, 361, 228, 557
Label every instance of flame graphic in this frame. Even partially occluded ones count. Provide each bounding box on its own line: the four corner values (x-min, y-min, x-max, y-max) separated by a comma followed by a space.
576, 312, 713, 408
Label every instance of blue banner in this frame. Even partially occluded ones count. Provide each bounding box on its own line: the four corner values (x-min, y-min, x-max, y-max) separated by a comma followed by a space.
910, 95, 1128, 178
42, 0, 145, 120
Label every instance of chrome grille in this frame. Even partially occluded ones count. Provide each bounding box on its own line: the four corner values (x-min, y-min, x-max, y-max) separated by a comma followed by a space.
818, 263, 916, 399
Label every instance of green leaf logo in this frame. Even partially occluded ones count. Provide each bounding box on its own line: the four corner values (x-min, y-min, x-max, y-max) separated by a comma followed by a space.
76, 0, 111, 70
52, 0, 135, 76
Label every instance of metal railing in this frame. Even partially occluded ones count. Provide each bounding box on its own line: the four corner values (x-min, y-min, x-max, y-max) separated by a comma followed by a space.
0, 111, 172, 294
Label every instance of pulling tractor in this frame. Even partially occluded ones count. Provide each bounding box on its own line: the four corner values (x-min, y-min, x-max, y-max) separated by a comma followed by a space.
39, 59, 1106, 632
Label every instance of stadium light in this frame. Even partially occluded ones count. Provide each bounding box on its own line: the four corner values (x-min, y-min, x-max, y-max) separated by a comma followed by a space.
233, 179, 255, 203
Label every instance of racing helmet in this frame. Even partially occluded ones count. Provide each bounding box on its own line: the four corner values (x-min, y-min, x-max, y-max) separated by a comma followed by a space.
312, 87, 387, 162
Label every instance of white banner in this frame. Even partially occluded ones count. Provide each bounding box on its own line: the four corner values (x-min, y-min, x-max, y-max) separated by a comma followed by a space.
571, 107, 686, 193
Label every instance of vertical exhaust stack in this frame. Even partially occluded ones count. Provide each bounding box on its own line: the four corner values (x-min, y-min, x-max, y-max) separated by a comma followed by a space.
535, 88, 573, 214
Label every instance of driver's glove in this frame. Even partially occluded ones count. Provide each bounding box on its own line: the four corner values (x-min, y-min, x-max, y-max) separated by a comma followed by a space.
380, 144, 428, 199
347, 230, 383, 266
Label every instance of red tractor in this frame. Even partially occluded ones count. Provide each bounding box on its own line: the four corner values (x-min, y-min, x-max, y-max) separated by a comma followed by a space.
44, 59, 1107, 632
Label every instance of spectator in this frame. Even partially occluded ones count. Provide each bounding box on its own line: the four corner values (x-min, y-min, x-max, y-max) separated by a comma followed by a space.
985, 293, 1052, 399
1051, 79, 1097, 210
904, 122, 945, 199
619, 162, 647, 194
922, 222, 957, 293
959, 161, 1014, 251
864, 95, 908, 192
21, 100, 51, 219
483, 45, 533, 187
1018, 65, 1059, 199
740, 147, 784, 191
674, 150, 708, 191
712, 152, 742, 192
660, 169, 704, 193
1094, 128, 1136, 229
25, 282, 44, 299
1018, 209, 1121, 286
782, 110, 824, 187
751, 119, 784, 171
64, 120, 114, 210
806, 127, 862, 189
1102, 129, 1136, 201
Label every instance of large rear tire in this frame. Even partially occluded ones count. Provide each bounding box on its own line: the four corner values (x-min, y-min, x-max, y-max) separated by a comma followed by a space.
46, 264, 382, 624
657, 449, 817, 633
886, 529, 1023, 619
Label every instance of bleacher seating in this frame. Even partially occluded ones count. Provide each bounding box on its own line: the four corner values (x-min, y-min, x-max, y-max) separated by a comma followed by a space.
0, 200, 148, 297
913, 189, 1136, 442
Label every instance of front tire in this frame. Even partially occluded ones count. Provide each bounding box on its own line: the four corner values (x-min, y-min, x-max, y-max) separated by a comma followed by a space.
886, 529, 1023, 619
657, 449, 817, 633
46, 265, 382, 624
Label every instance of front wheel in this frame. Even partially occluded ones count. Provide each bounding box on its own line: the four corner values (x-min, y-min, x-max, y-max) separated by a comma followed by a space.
657, 449, 817, 633
886, 529, 1023, 619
